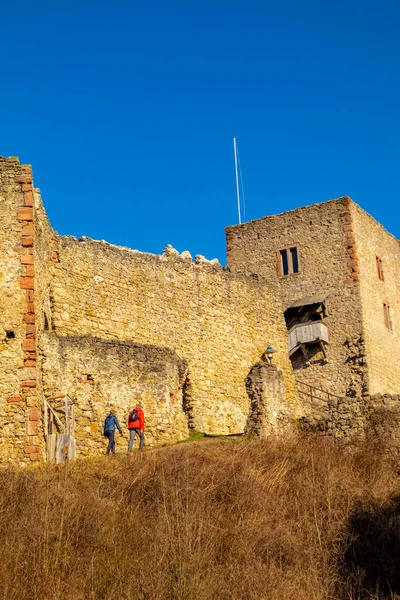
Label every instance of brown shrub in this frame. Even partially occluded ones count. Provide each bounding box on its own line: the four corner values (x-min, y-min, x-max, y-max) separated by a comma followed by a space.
0, 437, 399, 600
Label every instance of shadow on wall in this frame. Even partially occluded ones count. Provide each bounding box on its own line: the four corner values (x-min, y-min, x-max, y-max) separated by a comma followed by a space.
343, 495, 400, 598
182, 371, 195, 430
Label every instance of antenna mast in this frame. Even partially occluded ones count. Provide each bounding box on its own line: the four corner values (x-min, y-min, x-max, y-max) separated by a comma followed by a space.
233, 137, 241, 224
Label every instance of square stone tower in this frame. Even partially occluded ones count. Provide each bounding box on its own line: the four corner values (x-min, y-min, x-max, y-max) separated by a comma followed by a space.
226, 196, 400, 399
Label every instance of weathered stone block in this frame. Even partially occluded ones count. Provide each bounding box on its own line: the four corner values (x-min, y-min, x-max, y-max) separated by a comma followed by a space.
7, 396, 21, 403
22, 223, 34, 236
20, 277, 34, 289
29, 407, 39, 421
15, 175, 32, 184
17, 207, 33, 221
26, 324, 36, 337
27, 421, 38, 435
24, 191, 33, 207
20, 380, 37, 389
23, 313, 35, 323
24, 445, 39, 454
24, 359, 36, 367
22, 339, 36, 351
20, 253, 34, 265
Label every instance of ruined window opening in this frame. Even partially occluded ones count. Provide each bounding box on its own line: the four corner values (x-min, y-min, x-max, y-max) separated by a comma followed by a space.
376, 256, 384, 281
5, 331, 15, 339
383, 303, 393, 331
44, 313, 49, 331
279, 246, 300, 276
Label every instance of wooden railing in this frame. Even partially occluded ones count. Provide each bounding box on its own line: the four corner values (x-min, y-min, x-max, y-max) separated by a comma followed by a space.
295, 380, 345, 404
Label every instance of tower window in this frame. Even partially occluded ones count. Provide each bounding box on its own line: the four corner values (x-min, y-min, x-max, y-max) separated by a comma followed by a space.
278, 246, 300, 276
290, 247, 299, 273
280, 249, 289, 275
383, 303, 393, 331
376, 256, 384, 281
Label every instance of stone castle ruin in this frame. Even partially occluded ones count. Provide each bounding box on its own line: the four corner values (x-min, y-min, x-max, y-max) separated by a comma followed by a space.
1, 156, 399, 465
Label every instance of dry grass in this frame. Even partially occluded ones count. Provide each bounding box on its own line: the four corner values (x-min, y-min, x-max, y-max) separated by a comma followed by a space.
0, 436, 399, 599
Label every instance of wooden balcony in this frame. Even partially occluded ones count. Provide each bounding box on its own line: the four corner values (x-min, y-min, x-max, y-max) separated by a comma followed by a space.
288, 321, 329, 357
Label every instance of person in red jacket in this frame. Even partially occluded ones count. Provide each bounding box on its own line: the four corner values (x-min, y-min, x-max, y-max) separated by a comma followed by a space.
128, 404, 145, 451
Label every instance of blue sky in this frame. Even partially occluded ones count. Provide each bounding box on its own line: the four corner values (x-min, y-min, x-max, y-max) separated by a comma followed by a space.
1, 0, 399, 264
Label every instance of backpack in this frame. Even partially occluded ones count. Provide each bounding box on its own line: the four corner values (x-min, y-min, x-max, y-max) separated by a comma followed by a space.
129, 409, 138, 423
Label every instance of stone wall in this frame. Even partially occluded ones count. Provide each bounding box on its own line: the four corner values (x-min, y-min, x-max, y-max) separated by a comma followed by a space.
245, 362, 294, 437
226, 198, 368, 399
0, 157, 42, 464
296, 382, 366, 441
40, 333, 188, 455
351, 204, 400, 394
44, 236, 298, 435
1, 157, 298, 462
365, 394, 400, 466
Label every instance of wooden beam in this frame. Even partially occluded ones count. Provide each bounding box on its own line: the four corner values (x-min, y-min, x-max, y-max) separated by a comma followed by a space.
48, 405, 64, 432
300, 343, 310, 365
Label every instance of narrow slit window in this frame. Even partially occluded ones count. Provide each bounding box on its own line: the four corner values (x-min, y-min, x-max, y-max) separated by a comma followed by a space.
383, 303, 393, 331
376, 256, 384, 281
290, 247, 299, 273
280, 249, 289, 276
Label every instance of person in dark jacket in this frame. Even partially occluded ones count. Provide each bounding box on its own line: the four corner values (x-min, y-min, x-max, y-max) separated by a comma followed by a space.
128, 404, 145, 452
104, 409, 122, 455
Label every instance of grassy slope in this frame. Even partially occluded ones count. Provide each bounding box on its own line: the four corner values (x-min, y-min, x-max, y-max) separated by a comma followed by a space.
0, 437, 399, 600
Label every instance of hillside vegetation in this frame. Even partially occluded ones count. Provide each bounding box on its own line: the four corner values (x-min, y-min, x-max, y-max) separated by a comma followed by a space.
0, 436, 400, 600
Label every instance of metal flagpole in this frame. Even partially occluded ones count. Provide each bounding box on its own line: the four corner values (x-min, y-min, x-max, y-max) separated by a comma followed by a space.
233, 137, 241, 224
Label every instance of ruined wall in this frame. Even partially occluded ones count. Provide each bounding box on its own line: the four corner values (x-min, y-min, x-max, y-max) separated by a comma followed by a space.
44, 237, 298, 435
351, 204, 400, 394
226, 198, 368, 399
41, 333, 188, 455
365, 394, 400, 466
0, 158, 42, 464
245, 362, 294, 437
296, 381, 366, 441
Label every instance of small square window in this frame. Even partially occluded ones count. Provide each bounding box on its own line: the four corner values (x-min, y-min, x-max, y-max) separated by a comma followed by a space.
278, 246, 300, 276
376, 257, 384, 281
383, 303, 393, 331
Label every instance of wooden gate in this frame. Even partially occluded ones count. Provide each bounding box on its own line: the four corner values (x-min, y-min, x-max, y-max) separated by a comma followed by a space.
44, 395, 77, 464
